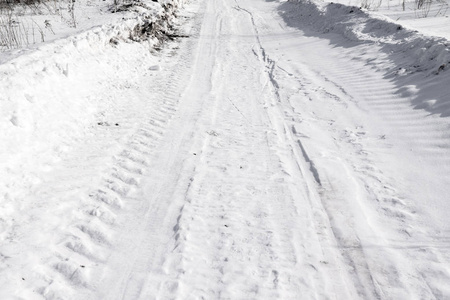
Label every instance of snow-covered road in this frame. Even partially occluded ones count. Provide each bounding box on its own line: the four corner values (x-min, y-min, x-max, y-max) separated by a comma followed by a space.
2, 0, 450, 298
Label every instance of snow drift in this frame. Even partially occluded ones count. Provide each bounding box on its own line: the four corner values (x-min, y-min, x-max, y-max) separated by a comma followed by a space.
0, 0, 186, 298
0, 0, 184, 201
280, 0, 450, 117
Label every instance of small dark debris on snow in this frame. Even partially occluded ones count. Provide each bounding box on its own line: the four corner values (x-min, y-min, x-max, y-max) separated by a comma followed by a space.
397, 26, 402, 30
98, 121, 119, 126
80, 265, 85, 268
193, 153, 197, 156
22, 278, 25, 281
110, 37, 120, 46
166, 33, 189, 40
224, 225, 229, 227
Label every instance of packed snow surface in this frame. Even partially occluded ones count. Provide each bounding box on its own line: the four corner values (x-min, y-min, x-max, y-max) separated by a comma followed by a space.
1, 0, 450, 298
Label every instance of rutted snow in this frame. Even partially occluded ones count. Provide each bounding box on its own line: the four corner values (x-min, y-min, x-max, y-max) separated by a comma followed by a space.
0, 0, 189, 298
1, 0, 450, 298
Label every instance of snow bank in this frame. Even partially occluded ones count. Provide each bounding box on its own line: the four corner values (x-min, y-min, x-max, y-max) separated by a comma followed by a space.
0, 0, 188, 296
280, 0, 450, 116
0, 0, 184, 232
282, 0, 450, 73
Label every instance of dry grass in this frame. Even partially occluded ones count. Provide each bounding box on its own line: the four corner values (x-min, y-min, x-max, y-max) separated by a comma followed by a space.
0, 0, 77, 51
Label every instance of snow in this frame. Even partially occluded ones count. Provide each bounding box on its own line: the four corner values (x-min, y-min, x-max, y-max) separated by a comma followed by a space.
330, 0, 450, 39
1, 0, 450, 298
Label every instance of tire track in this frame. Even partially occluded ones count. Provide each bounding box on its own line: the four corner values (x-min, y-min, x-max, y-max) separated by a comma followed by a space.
254, 3, 450, 297
233, 1, 380, 298
152, 0, 362, 299
12, 11, 200, 299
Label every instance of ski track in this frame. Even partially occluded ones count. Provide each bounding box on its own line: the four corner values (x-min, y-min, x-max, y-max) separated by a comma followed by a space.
2, 0, 450, 298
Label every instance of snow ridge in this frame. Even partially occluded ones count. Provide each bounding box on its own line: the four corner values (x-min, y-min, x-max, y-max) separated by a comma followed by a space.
0, 0, 187, 298
282, 0, 450, 74
280, 0, 450, 117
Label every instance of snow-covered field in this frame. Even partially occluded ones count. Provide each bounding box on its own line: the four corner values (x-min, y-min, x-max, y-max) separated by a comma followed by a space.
1, 0, 450, 298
